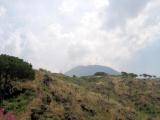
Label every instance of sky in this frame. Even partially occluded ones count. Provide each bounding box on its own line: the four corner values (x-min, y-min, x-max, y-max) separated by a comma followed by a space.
0, 0, 160, 75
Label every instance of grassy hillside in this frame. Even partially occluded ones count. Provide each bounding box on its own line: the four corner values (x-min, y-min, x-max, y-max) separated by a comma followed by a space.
1, 69, 160, 120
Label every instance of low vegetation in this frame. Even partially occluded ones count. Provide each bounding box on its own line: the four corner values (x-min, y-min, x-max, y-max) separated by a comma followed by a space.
0, 55, 160, 120
0, 54, 35, 100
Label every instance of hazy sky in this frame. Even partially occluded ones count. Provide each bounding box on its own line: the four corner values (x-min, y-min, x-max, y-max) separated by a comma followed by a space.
0, 0, 160, 75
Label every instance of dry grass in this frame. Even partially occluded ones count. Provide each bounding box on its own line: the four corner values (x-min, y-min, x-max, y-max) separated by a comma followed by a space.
3, 70, 160, 120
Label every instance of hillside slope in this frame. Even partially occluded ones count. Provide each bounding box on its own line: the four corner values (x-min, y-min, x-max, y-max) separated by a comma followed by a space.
65, 65, 120, 77
1, 69, 160, 120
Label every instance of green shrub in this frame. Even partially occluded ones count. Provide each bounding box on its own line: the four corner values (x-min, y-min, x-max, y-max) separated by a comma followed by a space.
121, 72, 137, 78
0, 54, 35, 80
0, 54, 35, 99
1, 90, 36, 114
94, 72, 107, 76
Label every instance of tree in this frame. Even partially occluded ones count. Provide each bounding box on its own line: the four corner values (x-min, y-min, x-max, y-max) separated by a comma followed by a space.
94, 72, 108, 76
0, 54, 35, 99
73, 75, 76, 78
142, 74, 148, 78
153, 75, 156, 78
121, 72, 137, 78
121, 72, 128, 77
128, 73, 138, 78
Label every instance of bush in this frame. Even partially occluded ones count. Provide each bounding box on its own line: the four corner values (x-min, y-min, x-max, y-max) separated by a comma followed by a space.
94, 72, 107, 76
121, 72, 128, 77
0, 54, 35, 99
121, 72, 137, 78
0, 54, 35, 80
1, 90, 36, 114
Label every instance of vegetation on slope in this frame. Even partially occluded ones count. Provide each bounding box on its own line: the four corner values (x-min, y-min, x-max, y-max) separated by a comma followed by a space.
0, 55, 160, 120
0, 54, 35, 100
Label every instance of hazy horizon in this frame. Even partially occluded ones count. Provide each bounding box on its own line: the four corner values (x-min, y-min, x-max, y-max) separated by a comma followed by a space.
0, 0, 160, 75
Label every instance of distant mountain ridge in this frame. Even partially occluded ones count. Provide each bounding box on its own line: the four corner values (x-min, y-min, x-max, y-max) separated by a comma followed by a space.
65, 65, 120, 77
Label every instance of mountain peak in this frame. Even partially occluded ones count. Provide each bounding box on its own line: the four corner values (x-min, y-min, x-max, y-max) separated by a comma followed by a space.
65, 65, 120, 77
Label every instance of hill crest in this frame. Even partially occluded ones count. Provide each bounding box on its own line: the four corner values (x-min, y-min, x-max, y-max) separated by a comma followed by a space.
65, 65, 120, 77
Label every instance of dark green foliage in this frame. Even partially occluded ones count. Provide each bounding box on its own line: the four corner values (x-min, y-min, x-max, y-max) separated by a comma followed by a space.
0, 54, 35, 99
72, 75, 76, 78
1, 89, 36, 114
121, 72, 137, 78
141, 74, 153, 78
121, 72, 128, 77
94, 72, 107, 76
0, 54, 35, 80
128, 73, 138, 78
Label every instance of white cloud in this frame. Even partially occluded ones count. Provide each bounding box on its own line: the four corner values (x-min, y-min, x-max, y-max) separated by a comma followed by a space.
90, 0, 109, 9
59, 0, 78, 15
0, 0, 160, 73
105, 0, 150, 28
0, 6, 6, 17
